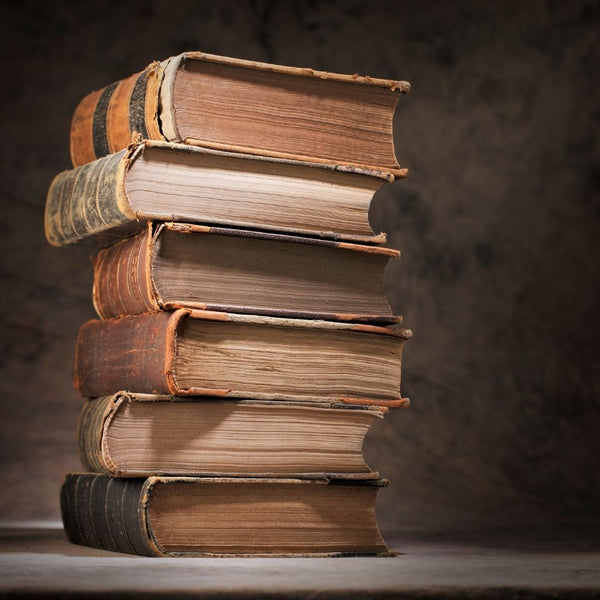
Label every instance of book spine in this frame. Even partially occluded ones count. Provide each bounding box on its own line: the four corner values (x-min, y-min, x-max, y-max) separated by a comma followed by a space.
70, 63, 164, 167
92, 225, 159, 319
78, 395, 119, 474
61, 473, 157, 556
74, 311, 180, 397
44, 149, 134, 247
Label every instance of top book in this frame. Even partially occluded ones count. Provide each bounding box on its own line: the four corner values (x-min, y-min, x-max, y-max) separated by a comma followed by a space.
70, 51, 410, 169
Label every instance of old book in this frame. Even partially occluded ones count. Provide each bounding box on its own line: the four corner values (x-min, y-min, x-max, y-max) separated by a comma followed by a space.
92, 221, 401, 323
70, 51, 410, 171
78, 392, 391, 477
61, 473, 392, 556
46, 141, 403, 248
74, 308, 412, 406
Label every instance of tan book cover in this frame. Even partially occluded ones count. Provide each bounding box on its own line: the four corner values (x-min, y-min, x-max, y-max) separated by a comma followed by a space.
78, 392, 391, 478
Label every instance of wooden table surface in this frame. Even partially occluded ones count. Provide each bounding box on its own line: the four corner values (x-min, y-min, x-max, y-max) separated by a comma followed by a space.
1, 522, 599, 598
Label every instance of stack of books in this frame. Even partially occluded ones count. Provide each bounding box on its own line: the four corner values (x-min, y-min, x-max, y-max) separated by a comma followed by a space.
45, 52, 412, 557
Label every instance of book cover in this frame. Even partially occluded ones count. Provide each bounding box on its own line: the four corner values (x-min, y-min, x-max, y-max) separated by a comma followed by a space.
70, 51, 410, 171
78, 392, 391, 478
92, 221, 402, 323
61, 473, 393, 557
46, 141, 402, 248
74, 308, 412, 406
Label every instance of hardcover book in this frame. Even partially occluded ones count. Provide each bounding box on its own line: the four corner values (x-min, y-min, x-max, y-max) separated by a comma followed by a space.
74, 308, 412, 406
61, 473, 392, 556
78, 392, 392, 477
91, 221, 401, 323
70, 51, 410, 170
46, 141, 403, 248
51, 51, 412, 561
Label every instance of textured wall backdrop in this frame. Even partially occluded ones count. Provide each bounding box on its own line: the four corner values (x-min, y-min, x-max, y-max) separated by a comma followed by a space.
0, 0, 598, 535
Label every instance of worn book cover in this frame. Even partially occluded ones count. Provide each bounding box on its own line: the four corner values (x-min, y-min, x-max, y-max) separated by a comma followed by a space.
74, 308, 412, 406
46, 141, 402, 248
77, 392, 392, 478
61, 473, 393, 557
70, 51, 410, 171
91, 221, 402, 324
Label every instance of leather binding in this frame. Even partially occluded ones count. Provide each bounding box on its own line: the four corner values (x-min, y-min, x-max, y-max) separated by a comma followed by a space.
74, 308, 412, 407
61, 473, 392, 557
77, 392, 390, 478
91, 221, 402, 324
61, 473, 154, 556
69, 51, 410, 171
71, 63, 162, 167
45, 141, 398, 248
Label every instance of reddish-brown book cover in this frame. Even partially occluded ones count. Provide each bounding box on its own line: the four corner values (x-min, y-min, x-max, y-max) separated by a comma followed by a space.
70, 51, 410, 171
91, 222, 402, 324
74, 309, 411, 407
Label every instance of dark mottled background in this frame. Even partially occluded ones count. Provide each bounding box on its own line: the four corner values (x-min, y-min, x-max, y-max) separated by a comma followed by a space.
0, 0, 598, 536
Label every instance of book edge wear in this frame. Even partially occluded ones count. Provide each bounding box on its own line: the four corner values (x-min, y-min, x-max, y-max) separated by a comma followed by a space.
46, 140, 401, 248
70, 51, 410, 170
91, 221, 403, 324
60, 473, 157, 556
77, 392, 388, 478
74, 308, 412, 407
61, 473, 393, 557
44, 147, 134, 247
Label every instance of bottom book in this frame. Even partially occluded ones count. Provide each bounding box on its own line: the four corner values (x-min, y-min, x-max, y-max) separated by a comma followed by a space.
61, 473, 393, 557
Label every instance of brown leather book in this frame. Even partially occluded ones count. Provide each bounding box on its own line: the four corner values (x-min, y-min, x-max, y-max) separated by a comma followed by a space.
70, 51, 410, 170
74, 308, 412, 406
78, 392, 391, 478
91, 222, 402, 324
61, 473, 392, 556
45, 141, 402, 248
